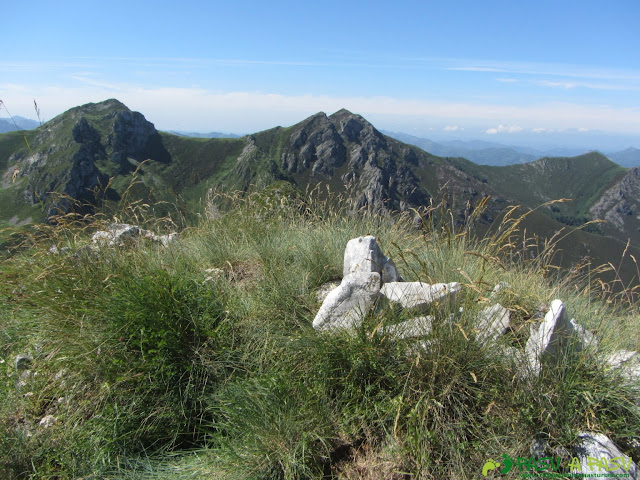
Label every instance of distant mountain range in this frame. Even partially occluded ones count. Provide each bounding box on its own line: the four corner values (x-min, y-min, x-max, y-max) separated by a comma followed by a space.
607, 147, 640, 168
384, 131, 640, 168
0, 116, 40, 133
165, 130, 240, 139
1, 99, 639, 284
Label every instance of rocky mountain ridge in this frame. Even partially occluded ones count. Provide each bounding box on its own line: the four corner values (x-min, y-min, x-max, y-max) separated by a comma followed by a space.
2, 99, 640, 283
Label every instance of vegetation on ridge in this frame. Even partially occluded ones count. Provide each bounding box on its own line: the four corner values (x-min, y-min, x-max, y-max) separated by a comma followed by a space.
0, 189, 638, 479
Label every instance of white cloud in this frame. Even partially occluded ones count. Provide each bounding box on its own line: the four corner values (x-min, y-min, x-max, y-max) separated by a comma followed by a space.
443, 125, 461, 132
496, 78, 518, 83
2, 82, 640, 135
485, 124, 524, 135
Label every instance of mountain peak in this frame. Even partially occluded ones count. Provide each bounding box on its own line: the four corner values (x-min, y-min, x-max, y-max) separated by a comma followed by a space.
330, 108, 355, 117
73, 98, 130, 114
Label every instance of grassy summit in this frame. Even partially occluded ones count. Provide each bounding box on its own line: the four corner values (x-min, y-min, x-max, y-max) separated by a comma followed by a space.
0, 191, 638, 479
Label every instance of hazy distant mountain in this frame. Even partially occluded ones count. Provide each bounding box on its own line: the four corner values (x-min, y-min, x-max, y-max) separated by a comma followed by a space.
166, 130, 240, 139
383, 131, 537, 165
2, 99, 640, 284
0, 116, 39, 133
607, 147, 640, 167
382, 131, 598, 166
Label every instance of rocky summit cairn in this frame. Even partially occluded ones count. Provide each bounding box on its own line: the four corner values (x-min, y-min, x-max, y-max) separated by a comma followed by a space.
312, 235, 458, 332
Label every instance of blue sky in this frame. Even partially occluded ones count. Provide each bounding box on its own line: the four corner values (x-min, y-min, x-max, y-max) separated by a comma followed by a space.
1, 0, 639, 148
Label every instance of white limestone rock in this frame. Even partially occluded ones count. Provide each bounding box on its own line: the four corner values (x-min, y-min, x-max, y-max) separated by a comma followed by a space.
525, 299, 596, 375
380, 282, 460, 312
92, 223, 177, 248
343, 235, 401, 283
573, 432, 637, 478
39, 415, 58, 429
92, 223, 142, 246
312, 272, 381, 331
605, 350, 640, 383
382, 316, 434, 339
475, 303, 510, 345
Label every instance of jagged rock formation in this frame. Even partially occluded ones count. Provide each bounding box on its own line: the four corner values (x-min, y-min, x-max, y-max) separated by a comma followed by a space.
280, 109, 433, 213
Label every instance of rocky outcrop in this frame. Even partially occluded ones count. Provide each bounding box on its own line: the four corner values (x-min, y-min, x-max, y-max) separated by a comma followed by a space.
51, 119, 110, 216
91, 223, 178, 247
280, 110, 431, 213
589, 168, 640, 235
7, 100, 170, 219
107, 110, 169, 170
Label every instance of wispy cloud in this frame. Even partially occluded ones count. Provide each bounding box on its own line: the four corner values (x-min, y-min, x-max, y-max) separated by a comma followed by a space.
533, 79, 640, 91
2, 82, 640, 135
485, 124, 524, 135
443, 58, 640, 82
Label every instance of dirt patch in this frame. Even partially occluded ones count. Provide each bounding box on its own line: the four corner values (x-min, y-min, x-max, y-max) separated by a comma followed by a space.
222, 259, 264, 286
330, 441, 409, 480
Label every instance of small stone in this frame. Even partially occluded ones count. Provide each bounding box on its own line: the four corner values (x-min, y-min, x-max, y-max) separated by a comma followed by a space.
39, 415, 57, 428
15, 353, 33, 371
